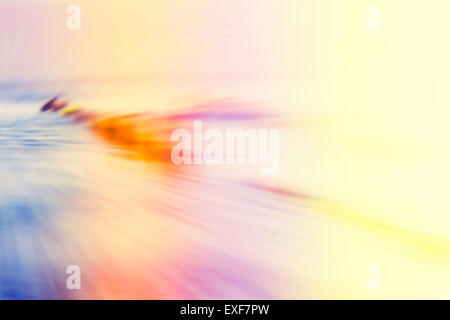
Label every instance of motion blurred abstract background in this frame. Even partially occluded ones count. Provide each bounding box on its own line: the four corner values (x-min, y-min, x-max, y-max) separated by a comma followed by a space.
1, 0, 450, 299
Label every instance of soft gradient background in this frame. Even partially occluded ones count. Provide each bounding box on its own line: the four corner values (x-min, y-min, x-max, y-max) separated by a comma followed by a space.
1, 0, 450, 299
